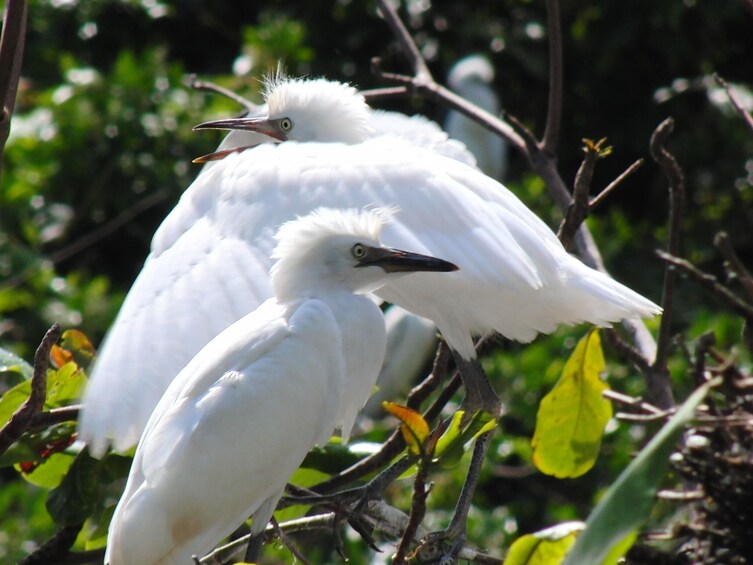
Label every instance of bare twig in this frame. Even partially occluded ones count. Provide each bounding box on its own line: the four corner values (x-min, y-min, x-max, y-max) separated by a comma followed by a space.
0, 0, 28, 186
361, 86, 411, 101
18, 523, 83, 565
656, 250, 753, 324
714, 231, 753, 301
714, 73, 753, 135
541, 0, 563, 154
0, 324, 60, 455
558, 139, 611, 249
589, 159, 645, 210
392, 457, 430, 564
186, 74, 259, 112
375, 0, 431, 82
29, 405, 80, 430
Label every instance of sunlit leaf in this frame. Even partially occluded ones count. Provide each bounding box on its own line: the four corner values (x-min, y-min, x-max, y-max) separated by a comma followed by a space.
275, 466, 331, 524
45, 361, 86, 408
47, 450, 103, 526
562, 379, 718, 565
434, 410, 497, 468
17, 451, 76, 489
0, 347, 33, 380
383, 401, 430, 456
532, 330, 611, 478
506, 521, 583, 565
0, 379, 33, 428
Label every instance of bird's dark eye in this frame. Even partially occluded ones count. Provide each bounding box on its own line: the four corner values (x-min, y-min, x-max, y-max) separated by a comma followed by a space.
351, 243, 367, 259
279, 117, 293, 132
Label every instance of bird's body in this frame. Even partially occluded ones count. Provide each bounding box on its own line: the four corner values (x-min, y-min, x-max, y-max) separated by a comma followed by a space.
81, 76, 660, 457
104, 208, 457, 565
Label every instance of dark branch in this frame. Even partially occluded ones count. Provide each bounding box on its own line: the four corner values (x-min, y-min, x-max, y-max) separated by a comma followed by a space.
589, 159, 645, 210
0, 324, 61, 455
18, 523, 83, 565
649, 117, 684, 407
541, 0, 563, 154
0, 0, 28, 185
656, 250, 753, 324
714, 231, 753, 302
375, 0, 432, 81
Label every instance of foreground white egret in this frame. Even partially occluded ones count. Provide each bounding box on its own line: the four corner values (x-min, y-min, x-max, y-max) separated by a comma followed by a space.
104, 207, 458, 565
80, 75, 661, 457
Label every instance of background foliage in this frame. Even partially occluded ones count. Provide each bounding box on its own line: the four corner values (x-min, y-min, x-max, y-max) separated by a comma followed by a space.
1, 0, 752, 563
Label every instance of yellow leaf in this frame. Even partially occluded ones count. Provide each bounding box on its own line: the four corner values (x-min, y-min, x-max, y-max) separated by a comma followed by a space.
383, 401, 430, 456
531, 330, 611, 478
506, 522, 583, 565
50, 345, 74, 369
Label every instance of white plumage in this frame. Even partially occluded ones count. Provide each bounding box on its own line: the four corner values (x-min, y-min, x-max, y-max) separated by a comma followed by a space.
80, 75, 660, 457
104, 207, 457, 565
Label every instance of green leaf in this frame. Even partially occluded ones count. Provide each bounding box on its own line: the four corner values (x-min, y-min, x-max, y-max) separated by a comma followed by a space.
46, 450, 103, 526
17, 451, 76, 489
0, 379, 33, 428
434, 410, 497, 468
45, 361, 86, 409
562, 379, 719, 565
506, 521, 583, 565
532, 330, 611, 478
0, 346, 34, 380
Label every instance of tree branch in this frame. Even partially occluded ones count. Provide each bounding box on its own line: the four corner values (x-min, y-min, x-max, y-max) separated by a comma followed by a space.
651, 118, 685, 373
714, 231, 753, 302
656, 250, 753, 324
541, 0, 563, 154
0, 0, 27, 186
0, 324, 60, 455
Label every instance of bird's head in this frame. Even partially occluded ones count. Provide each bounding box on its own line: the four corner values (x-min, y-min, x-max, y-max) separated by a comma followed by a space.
194, 76, 372, 148
270, 208, 458, 302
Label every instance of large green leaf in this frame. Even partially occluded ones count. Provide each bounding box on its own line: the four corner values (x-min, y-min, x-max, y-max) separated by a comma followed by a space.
562, 378, 718, 565
532, 330, 611, 478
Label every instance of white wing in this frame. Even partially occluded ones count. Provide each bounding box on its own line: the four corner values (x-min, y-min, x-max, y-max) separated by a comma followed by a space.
105, 298, 344, 565
82, 138, 659, 455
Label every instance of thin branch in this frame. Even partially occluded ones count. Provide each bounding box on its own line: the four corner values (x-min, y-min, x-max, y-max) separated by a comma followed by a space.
589, 159, 645, 210
375, 0, 432, 82
541, 0, 563, 154
361, 86, 411, 101
557, 139, 604, 249
18, 522, 83, 565
0, 324, 60, 454
656, 250, 753, 324
185, 74, 259, 112
647, 117, 684, 408
714, 73, 753, 135
29, 405, 80, 430
0, 0, 28, 186
392, 458, 430, 564
714, 231, 753, 302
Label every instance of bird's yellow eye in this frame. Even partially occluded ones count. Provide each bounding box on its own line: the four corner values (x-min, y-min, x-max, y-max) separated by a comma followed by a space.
279, 117, 293, 132
351, 243, 367, 259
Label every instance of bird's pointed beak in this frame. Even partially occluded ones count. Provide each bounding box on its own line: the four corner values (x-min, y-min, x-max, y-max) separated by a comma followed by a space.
193, 116, 287, 142
358, 246, 459, 273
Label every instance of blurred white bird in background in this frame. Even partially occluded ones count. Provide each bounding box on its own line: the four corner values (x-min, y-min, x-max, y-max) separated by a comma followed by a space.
80, 75, 661, 457
104, 207, 458, 565
445, 54, 508, 180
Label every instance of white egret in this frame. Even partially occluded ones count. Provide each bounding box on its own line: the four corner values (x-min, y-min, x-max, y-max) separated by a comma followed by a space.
445, 54, 508, 180
104, 207, 458, 565
80, 75, 661, 457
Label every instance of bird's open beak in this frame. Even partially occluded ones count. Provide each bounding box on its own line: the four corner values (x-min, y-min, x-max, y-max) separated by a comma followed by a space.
358, 246, 459, 273
193, 117, 287, 142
